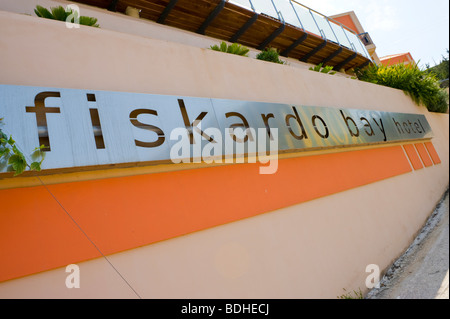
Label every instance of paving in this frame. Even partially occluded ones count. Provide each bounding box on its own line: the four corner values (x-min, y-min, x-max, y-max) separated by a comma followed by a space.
367, 188, 449, 299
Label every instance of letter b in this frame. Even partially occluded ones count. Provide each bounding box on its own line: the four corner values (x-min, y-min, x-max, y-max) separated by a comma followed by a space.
340, 110, 359, 137
225, 304, 233, 313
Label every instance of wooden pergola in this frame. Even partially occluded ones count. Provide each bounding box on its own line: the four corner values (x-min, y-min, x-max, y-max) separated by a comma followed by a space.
72, 0, 373, 71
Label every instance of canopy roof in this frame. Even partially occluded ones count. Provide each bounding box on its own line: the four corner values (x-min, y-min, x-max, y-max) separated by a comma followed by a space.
72, 0, 373, 71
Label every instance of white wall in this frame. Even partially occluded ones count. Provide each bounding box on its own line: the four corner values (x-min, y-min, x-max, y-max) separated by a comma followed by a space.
0, 0, 335, 73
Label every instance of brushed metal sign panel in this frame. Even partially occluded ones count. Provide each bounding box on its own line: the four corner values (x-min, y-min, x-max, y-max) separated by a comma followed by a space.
0, 85, 433, 172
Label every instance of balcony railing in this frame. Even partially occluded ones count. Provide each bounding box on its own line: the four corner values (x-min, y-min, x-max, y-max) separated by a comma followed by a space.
229, 0, 372, 60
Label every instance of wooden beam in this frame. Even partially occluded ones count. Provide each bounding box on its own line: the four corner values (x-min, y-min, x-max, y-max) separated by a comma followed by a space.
197, 0, 226, 35
107, 0, 119, 12
157, 0, 179, 24
321, 47, 343, 65
229, 13, 258, 43
334, 52, 358, 70
300, 40, 327, 63
281, 33, 308, 57
257, 23, 286, 51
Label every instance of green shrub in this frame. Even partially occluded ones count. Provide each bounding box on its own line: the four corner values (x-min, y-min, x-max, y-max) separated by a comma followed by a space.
309, 63, 336, 75
34, 5, 99, 27
256, 48, 285, 64
356, 63, 449, 113
425, 88, 449, 114
210, 41, 249, 57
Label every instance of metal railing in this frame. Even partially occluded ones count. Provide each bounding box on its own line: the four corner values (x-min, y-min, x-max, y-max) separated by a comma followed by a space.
229, 0, 372, 60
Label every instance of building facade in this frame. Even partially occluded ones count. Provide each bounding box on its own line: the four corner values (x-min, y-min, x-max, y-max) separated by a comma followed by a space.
380, 52, 416, 67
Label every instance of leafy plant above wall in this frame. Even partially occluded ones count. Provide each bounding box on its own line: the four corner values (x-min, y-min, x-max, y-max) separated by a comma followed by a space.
356, 63, 449, 113
309, 63, 336, 75
210, 41, 250, 57
34, 5, 99, 27
0, 118, 46, 176
256, 48, 285, 64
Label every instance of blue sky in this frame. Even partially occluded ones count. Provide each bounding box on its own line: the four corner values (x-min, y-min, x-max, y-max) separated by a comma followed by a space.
292, 0, 450, 68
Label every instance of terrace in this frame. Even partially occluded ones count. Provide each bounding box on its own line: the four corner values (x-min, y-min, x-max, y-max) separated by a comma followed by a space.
70, 0, 373, 71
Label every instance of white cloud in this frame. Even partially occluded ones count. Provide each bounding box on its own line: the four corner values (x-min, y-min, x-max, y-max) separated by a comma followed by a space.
291, 0, 400, 32
362, 1, 400, 32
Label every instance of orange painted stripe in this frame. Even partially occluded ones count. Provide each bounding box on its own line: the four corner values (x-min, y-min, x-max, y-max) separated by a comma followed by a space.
424, 142, 441, 165
415, 143, 433, 167
403, 144, 423, 170
0, 145, 412, 282
0, 187, 100, 282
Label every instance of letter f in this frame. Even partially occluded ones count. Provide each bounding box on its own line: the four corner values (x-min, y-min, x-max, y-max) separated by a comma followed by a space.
26, 92, 61, 151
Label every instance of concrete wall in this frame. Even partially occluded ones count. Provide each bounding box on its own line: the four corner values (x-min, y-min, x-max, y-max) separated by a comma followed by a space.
0, 0, 330, 74
0, 8, 448, 298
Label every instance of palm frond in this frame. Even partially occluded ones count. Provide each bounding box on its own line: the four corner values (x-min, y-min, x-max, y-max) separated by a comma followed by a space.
51, 6, 68, 21
79, 16, 99, 27
210, 41, 249, 57
34, 5, 53, 19
34, 5, 100, 27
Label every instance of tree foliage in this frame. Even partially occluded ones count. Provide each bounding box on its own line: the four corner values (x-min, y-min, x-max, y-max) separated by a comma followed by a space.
425, 49, 449, 88
356, 62, 448, 113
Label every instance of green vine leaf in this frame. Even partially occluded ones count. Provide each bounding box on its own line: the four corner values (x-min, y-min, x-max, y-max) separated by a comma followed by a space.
0, 118, 46, 176
30, 162, 42, 172
7, 136, 15, 145
0, 147, 10, 157
8, 154, 27, 176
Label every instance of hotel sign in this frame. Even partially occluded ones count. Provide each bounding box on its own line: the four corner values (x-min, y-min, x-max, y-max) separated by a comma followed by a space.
0, 85, 433, 172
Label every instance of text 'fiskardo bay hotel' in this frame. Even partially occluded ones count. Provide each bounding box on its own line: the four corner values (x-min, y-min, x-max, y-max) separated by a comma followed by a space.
0, 0, 448, 299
